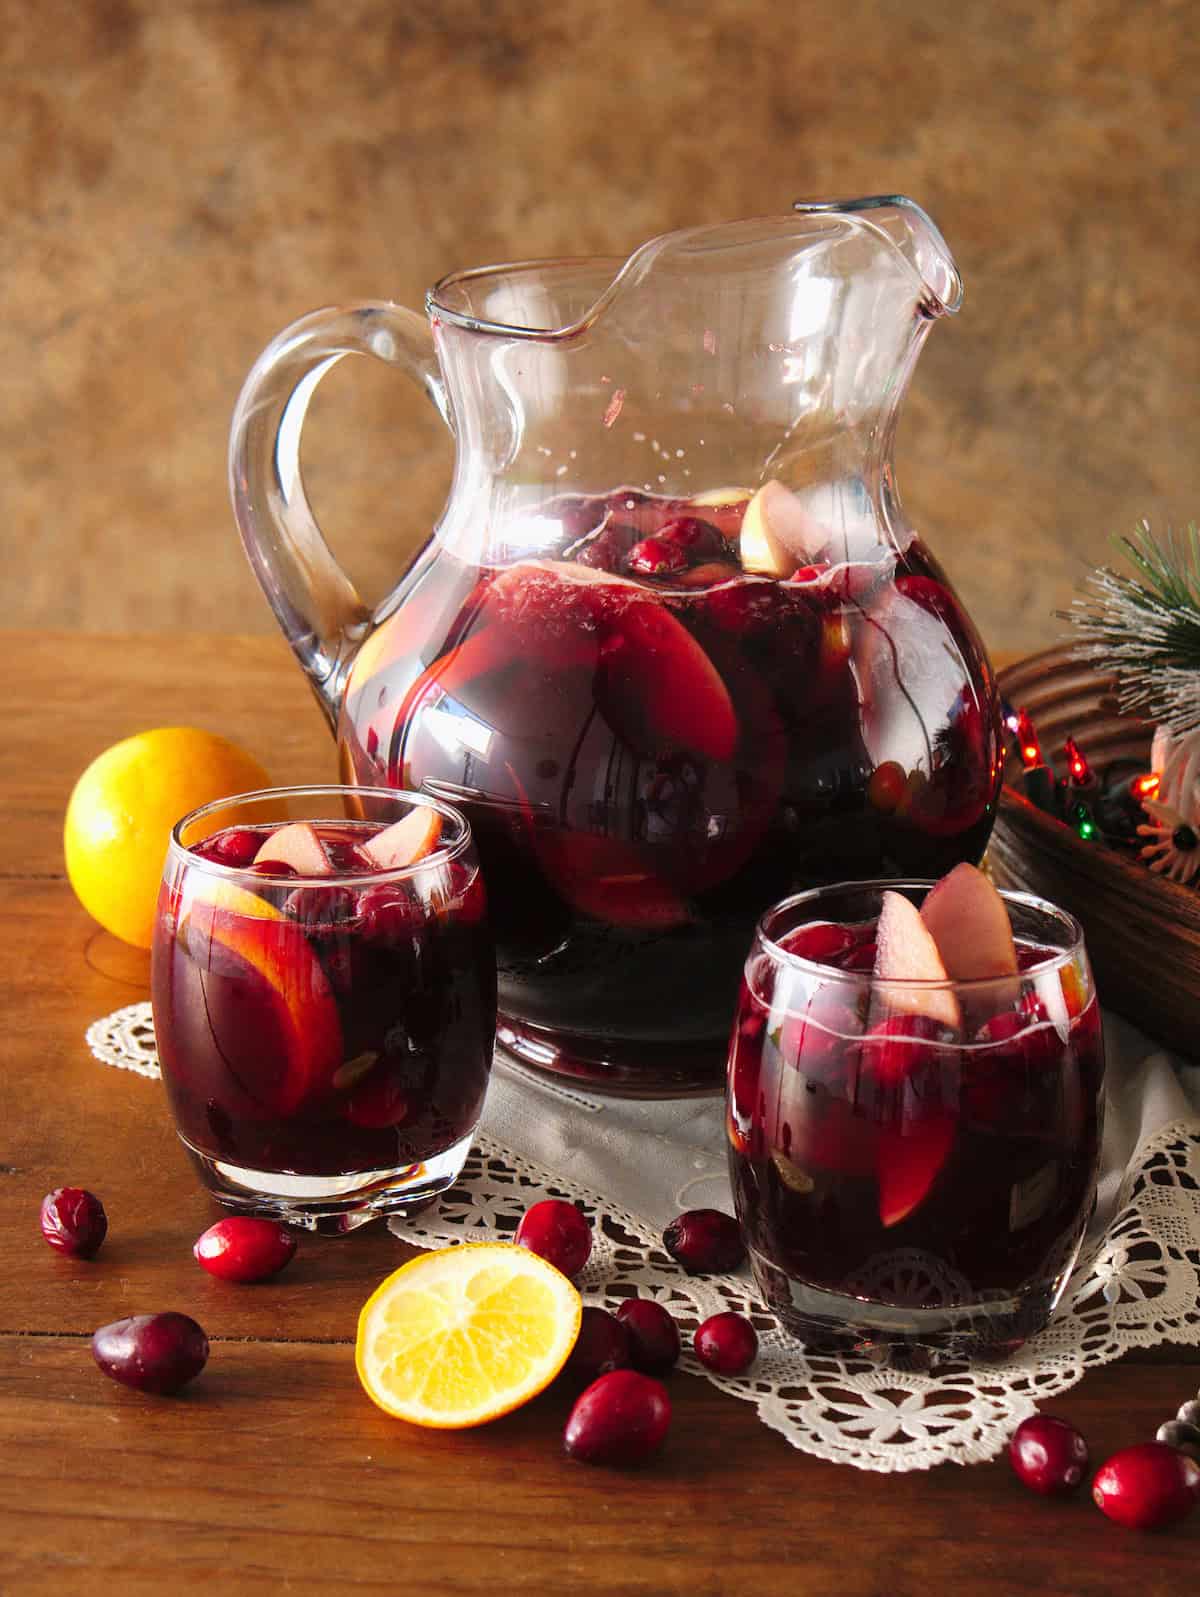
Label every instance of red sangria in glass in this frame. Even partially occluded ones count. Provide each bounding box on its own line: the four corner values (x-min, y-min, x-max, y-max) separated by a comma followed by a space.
727, 872, 1105, 1359
151, 786, 496, 1231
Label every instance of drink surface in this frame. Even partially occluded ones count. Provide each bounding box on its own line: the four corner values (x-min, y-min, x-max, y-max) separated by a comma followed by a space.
727, 919, 1105, 1347
337, 489, 1003, 1089
151, 820, 496, 1177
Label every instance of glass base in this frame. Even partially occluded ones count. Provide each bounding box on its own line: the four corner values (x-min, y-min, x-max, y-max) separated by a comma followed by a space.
749, 1241, 1082, 1367
180, 1131, 475, 1235
496, 1011, 725, 1098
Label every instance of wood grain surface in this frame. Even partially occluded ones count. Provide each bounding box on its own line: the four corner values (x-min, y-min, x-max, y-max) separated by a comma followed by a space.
3, 631, 1200, 1595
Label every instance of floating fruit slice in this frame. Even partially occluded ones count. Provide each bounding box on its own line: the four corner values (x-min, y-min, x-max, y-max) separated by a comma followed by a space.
179, 879, 343, 1114
690, 485, 752, 539
920, 862, 1017, 981
739, 481, 828, 578
355, 1243, 582, 1429
534, 831, 691, 929
253, 822, 335, 876
877, 1114, 956, 1227
361, 806, 442, 871
596, 600, 738, 761
873, 890, 961, 1030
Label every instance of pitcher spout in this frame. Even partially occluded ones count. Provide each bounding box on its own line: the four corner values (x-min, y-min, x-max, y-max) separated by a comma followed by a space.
794, 195, 963, 316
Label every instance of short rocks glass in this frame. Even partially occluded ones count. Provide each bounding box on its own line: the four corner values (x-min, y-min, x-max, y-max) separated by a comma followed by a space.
151, 786, 496, 1231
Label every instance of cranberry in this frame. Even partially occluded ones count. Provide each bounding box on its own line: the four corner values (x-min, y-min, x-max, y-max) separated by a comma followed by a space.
656, 516, 724, 559
193, 1216, 298, 1283
615, 1298, 681, 1375
1008, 1415, 1089, 1495
192, 827, 266, 869
91, 1312, 209, 1394
562, 1306, 632, 1386
1092, 1442, 1200, 1530
625, 536, 689, 578
662, 1209, 745, 1274
563, 1370, 671, 1466
514, 1199, 592, 1278
694, 1312, 758, 1375
778, 921, 856, 964
40, 1187, 107, 1257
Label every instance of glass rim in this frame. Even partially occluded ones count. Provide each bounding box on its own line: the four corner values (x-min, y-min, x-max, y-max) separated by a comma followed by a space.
166, 784, 473, 885
755, 877, 1086, 987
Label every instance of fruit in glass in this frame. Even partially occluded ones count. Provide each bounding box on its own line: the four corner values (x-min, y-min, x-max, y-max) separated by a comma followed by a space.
337, 486, 1001, 1093
726, 873, 1104, 1359
151, 787, 496, 1231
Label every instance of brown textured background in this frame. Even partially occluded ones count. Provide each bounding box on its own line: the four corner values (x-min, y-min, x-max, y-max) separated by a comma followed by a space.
5, 0, 1197, 654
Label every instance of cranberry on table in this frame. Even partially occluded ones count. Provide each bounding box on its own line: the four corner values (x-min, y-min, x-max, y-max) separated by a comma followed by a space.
563, 1370, 671, 1466
615, 1297, 681, 1375
1092, 1442, 1200, 1530
1008, 1414, 1089, 1495
694, 1311, 758, 1376
91, 1312, 209, 1395
193, 1216, 298, 1283
563, 1306, 631, 1387
662, 1209, 745, 1275
514, 1199, 592, 1278
40, 1187, 107, 1257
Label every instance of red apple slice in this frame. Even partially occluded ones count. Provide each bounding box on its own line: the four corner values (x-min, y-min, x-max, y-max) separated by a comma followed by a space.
873, 889, 961, 1030
179, 879, 343, 1115
920, 862, 1018, 982
596, 600, 738, 762
877, 1115, 956, 1227
253, 822, 335, 877
361, 805, 443, 871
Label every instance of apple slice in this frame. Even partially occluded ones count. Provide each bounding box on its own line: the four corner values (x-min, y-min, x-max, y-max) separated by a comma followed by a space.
253, 822, 335, 877
877, 1115, 956, 1227
873, 889, 961, 1030
178, 879, 343, 1115
689, 486, 752, 539
361, 805, 442, 871
739, 481, 829, 578
596, 600, 738, 762
919, 862, 1018, 982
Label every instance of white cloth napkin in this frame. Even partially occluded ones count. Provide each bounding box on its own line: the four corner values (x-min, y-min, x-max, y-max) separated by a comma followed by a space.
481, 1011, 1200, 1236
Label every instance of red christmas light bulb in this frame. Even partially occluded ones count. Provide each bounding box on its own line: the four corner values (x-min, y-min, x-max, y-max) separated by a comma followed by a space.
1063, 736, 1093, 786
1016, 709, 1043, 770
1132, 772, 1160, 801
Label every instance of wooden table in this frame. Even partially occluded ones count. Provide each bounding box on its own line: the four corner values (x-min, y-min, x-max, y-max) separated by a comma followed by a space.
3, 631, 1197, 1595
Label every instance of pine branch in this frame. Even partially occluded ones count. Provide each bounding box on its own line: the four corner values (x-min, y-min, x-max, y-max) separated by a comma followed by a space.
1063, 520, 1200, 737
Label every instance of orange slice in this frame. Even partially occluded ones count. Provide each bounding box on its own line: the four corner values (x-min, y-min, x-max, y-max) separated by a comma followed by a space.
355, 1243, 582, 1428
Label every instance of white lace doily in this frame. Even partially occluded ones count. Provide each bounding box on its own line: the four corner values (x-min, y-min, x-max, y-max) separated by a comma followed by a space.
88, 1000, 1200, 1473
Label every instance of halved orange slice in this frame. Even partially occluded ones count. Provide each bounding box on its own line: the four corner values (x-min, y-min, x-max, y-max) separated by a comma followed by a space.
355, 1243, 582, 1428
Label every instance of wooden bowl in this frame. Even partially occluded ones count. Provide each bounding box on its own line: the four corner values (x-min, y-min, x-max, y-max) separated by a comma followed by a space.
990, 643, 1199, 1060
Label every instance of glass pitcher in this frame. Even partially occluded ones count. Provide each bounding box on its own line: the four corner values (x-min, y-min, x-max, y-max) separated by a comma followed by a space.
229, 196, 1002, 1097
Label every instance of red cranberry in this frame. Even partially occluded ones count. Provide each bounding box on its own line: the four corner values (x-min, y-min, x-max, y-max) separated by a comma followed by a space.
193, 1216, 298, 1283
777, 921, 856, 964
562, 1306, 632, 1386
662, 1209, 745, 1274
656, 516, 724, 558
1008, 1414, 1089, 1495
91, 1312, 209, 1394
563, 1370, 671, 1466
40, 1187, 107, 1257
192, 827, 266, 869
615, 1298, 681, 1375
514, 1199, 592, 1278
694, 1311, 758, 1375
625, 536, 689, 578
1092, 1442, 1200, 1530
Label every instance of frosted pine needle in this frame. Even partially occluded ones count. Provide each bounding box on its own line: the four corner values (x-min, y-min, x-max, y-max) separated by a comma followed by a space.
1065, 520, 1200, 737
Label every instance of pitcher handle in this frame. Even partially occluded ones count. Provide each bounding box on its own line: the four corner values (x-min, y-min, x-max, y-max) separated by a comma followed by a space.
229, 302, 449, 726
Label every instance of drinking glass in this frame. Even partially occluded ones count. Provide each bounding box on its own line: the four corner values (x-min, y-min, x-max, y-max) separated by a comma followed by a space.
151, 785, 496, 1231
726, 880, 1105, 1359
